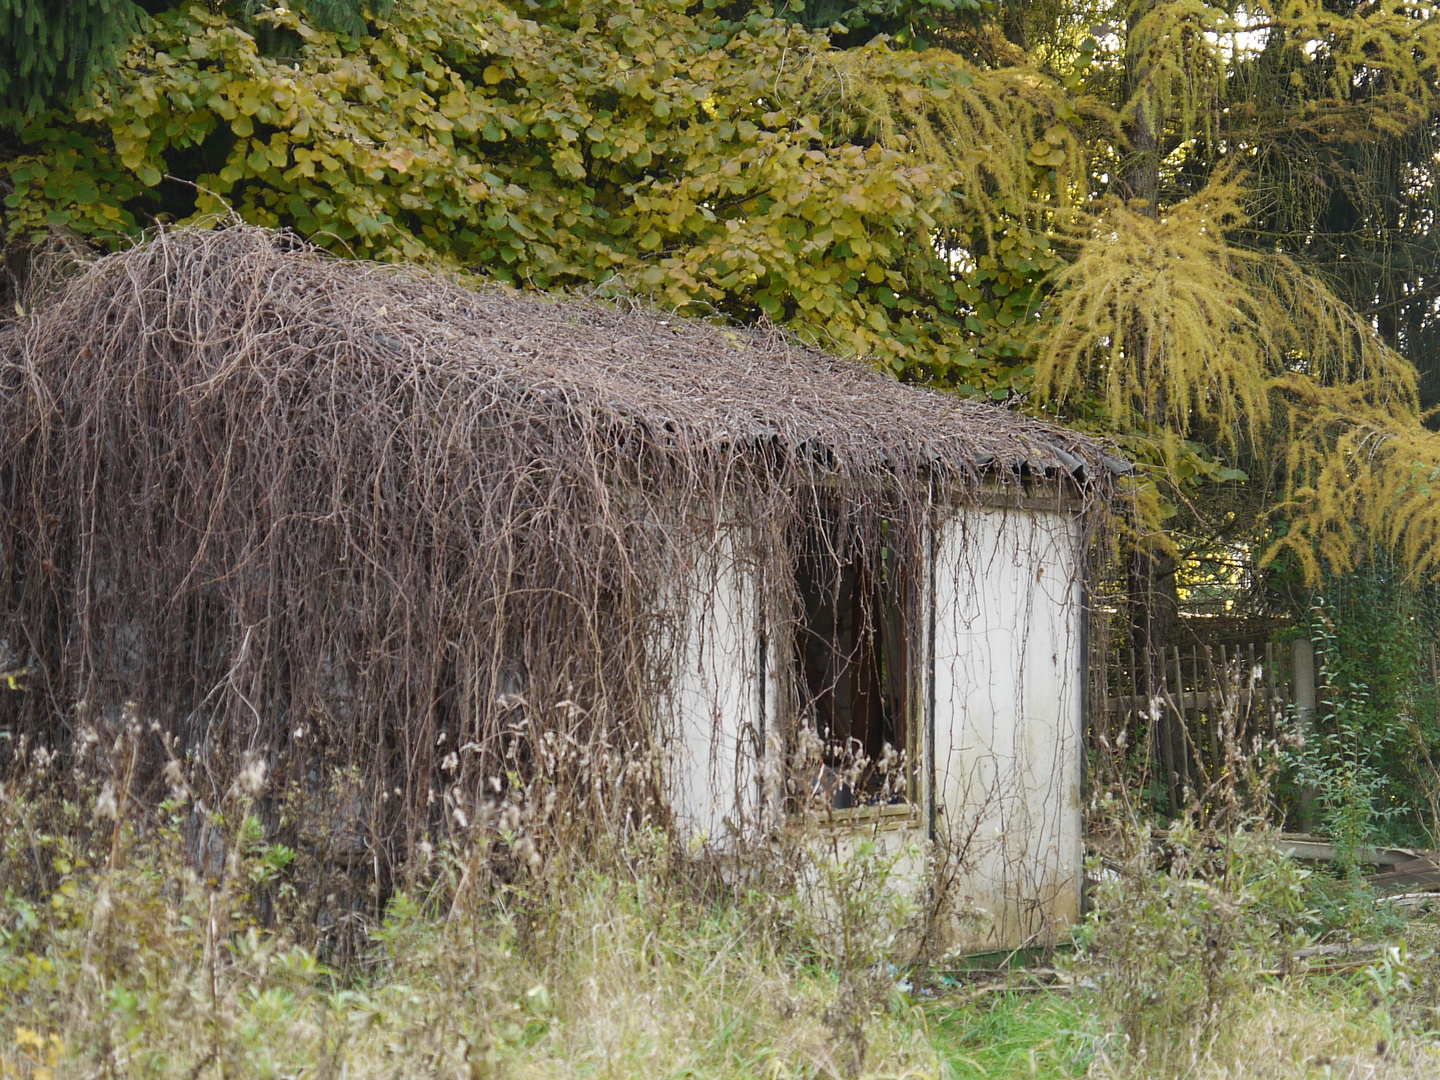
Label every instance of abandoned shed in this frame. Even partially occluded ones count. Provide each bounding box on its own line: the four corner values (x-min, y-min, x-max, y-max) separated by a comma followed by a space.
0, 227, 1122, 952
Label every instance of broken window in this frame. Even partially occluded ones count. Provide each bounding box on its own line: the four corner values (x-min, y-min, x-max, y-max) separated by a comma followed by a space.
793, 531, 915, 810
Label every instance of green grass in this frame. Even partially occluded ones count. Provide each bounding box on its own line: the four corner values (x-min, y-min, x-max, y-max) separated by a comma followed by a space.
0, 814, 949, 1080
929, 991, 1096, 1079
924, 970, 1440, 1080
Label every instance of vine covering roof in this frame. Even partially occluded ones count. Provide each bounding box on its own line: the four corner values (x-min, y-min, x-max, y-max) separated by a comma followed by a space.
2, 226, 1120, 496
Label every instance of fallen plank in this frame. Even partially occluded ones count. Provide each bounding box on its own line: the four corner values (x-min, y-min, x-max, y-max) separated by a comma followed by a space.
1368, 855, 1440, 895
1381, 890, 1440, 907
1291, 943, 1383, 960
1276, 833, 1421, 868
1258, 958, 1379, 978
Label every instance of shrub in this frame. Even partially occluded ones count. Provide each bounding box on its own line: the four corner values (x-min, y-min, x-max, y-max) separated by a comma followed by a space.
1075, 801, 1310, 1076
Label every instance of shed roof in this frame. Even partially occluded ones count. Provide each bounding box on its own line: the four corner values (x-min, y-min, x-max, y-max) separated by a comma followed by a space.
2, 226, 1122, 491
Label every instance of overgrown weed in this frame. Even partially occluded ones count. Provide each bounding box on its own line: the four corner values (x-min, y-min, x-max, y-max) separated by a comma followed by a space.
1071, 791, 1440, 1078
1303, 873, 1410, 943
1083, 974, 1440, 1080
0, 762, 941, 1080
928, 969, 1440, 1079
930, 992, 1098, 1079
1074, 799, 1310, 1075
7, 765, 1440, 1078
5, 710, 1440, 1078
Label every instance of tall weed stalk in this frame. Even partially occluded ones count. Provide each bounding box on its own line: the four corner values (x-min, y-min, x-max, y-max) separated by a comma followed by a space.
0, 720, 941, 1080
1077, 800, 1310, 1077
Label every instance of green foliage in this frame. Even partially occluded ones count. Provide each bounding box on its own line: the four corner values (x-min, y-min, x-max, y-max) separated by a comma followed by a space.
293, 0, 391, 35
931, 993, 1098, 1079
1286, 601, 1396, 870
934, 959, 1424, 1080
788, 829, 923, 1078
1285, 570, 1440, 849
1300, 873, 1408, 941
0, 779, 944, 1079
0, 742, 1426, 1080
0, 0, 144, 123
771, 0, 983, 48
0, 0, 1081, 388
6, 0, 1440, 587
1076, 807, 1312, 1072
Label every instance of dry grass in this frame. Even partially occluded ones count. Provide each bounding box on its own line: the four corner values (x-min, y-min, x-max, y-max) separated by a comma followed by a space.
936, 965, 1440, 1080
0, 771, 944, 1080
1084, 979, 1440, 1080
0, 766, 1439, 1080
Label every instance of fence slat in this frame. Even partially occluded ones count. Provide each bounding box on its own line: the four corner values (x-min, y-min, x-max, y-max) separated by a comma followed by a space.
1128, 646, 1140, 770
1265, 641, 1277, 736
1102, 638, 1292, 801
1169, 646, 1189, 795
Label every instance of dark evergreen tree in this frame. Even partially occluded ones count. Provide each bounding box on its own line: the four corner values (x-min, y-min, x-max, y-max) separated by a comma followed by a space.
0, 0, 143, 123
0, 0, 392, 126
295, 0, 391, 35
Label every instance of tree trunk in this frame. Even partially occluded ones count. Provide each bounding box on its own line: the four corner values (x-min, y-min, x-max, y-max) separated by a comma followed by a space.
1121, 2, 1161, 213
1120, 0, 1185, 810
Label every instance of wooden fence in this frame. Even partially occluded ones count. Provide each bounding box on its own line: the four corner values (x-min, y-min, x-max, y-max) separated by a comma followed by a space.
1101, 640, 1317, 812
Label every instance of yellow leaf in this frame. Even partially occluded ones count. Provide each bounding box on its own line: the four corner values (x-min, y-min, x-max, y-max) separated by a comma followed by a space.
14, 1028, 44, 1051
483, 65, 506, 85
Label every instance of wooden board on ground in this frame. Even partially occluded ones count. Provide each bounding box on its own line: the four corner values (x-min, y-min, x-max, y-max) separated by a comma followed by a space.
1368, 854, 1440, 895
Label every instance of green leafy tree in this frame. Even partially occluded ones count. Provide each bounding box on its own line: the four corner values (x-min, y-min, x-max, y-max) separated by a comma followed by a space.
4, 0, 1440, 584
0, 0, 1073, 385
295, 0, 391, 35
0, 1, 395, 126
721, 0, 981, 50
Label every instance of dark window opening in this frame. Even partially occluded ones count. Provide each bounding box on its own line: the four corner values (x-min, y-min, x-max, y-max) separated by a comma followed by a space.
794, 537, 912, 809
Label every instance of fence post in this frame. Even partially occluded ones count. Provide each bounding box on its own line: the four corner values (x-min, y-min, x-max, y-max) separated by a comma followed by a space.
1293, 637, 1317, 832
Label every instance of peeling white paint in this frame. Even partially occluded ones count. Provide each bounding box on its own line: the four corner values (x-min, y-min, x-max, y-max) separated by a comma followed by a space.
664, 505, 1084, 952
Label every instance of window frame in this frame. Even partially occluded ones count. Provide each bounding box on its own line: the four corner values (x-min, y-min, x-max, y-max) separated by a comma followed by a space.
754, 515, 937, 834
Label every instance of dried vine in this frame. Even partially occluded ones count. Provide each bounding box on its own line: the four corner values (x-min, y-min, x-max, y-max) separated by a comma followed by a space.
0, 225, 1115, 886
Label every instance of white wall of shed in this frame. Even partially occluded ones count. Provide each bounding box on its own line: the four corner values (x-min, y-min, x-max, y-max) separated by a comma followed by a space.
662, 507, 1085, 952
932, 506, 1083, 952
665, 534, 768, 845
